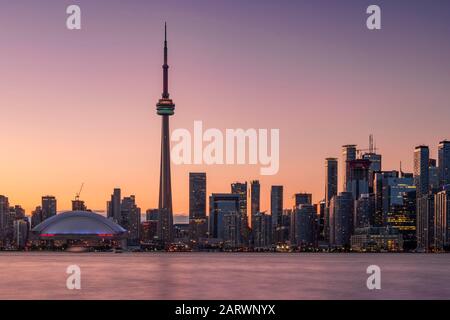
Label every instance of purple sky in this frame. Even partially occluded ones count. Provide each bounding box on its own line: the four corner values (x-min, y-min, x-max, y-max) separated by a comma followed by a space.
1, 0, 449, 213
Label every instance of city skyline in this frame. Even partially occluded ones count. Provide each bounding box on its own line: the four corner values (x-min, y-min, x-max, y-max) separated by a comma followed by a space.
1, 0, 450, 215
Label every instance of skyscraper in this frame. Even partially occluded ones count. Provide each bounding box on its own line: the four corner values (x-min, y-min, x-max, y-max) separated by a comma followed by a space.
362, 152, 382, 191
318, 199, 326, 241
0, 195, 9, 242
324, 158, 338, 242
231, 182, 249, 239
342, 145, 357, 192
414, 146, 430, 251
189, 173, 208, 240
329, 192, 354, 248
253, 212, 272, 249
291, 204, 317, 248
31, 206, 43, 228
414, 145, 430, 198
156, 23, 175, 244
325, 158, 338, 207
374, 170, 399, 226
13, 219, 29, 249
438, 140, 450, 188
107, 188, 121, 223
434, 185, 450, 251
121, 195, 141, 245
270, 185, 283, 242
250, 180, 260, 229
417, 194, 435, 252
209, 193, 240, 244
190, 173, 207, 219
429, 159, 440, 191
41, 196, 57, 221
379, 174, 417, 249
347, 159, 371, 201
354, 193, 375, 229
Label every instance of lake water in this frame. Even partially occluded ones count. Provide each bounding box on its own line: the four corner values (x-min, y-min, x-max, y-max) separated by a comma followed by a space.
0, 252, 449, 300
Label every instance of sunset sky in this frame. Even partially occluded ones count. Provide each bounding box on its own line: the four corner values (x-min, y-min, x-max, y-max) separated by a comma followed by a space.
1, 0, 450, 215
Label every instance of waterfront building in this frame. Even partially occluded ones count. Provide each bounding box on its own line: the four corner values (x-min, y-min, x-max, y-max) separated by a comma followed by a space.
329, 192, 354, 248
318, 199, 326, 241
253, 212, 272, 249
374, 170, 399, 226
271, 185, 283, 243
209, 193, 240, 244
351, 227, 403, 252
140, 220, 158, 243
438, 140, 450, 187
291, 204, 317, 248
32, 211, 126, 249
121, 195, 141, 245
189, 173, 208, 240
250, 180, 260, 230
417, 194, 435, 252
324, 158, 338, 241
434, 185, 450, 251
231, 182, 249, 242
13, 219, 29, 249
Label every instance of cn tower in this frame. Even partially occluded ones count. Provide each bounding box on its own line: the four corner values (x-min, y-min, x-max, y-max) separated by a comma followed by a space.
156, 23, 175, 244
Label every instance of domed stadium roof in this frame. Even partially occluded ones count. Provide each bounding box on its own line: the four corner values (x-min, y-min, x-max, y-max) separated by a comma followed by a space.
32, 211, 126, 238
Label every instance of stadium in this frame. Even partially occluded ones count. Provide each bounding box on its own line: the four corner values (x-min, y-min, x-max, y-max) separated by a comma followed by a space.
31, 211, 127, 250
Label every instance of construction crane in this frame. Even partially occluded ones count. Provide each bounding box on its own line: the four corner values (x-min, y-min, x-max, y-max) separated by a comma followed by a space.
357, 134, 378, 156
75, 183, 84, 201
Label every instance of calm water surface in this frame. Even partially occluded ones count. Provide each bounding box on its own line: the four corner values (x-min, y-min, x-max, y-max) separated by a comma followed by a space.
0, 252, 449, 300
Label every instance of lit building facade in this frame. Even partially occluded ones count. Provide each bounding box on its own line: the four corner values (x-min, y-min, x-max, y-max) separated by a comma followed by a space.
189, 173, 208, 241
291, 204, 317, 248
354, 193, 375, 229
438, 140, 450, 188
346, 159, 371, 201
121, 195, 141, 245
250, 180, 260, 230
329, 192, 354, 248
417, 194, 435, 252
342, 145, 357, 192
231, 182, 249, 242
324, 158, 338, 241
434, 186, 450, 251
270, 185, 283, 243
414, 145, 430, 198
253, 212, 272, 249
41, 196, 57, 221
209, 193, 240, 244
351, 227, 403, 252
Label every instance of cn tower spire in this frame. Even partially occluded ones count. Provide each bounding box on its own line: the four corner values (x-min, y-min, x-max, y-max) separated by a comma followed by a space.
162, 22, 169, 99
